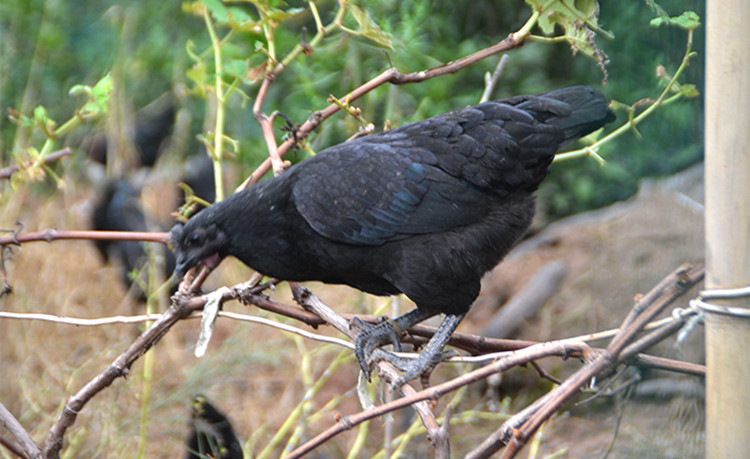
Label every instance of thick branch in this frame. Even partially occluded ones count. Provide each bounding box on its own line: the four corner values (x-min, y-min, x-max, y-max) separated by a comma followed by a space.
0, 402, 41, 459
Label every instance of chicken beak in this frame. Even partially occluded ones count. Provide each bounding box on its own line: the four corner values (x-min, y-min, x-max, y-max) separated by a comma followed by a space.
174, 259, 190, 279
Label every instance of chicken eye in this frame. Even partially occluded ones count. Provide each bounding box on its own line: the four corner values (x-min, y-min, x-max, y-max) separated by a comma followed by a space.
187, 233, 202, 247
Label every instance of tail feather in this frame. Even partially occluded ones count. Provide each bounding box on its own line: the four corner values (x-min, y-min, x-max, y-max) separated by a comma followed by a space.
513, 85, 616, 144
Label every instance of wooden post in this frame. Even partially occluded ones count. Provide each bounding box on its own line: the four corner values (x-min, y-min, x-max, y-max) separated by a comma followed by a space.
705, 1, 750, 457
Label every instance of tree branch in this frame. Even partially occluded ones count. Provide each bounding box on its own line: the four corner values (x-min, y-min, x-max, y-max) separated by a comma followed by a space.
0, 229, 168, 247
237, 33, 528, 191
467, 263, 705, 458
0, 401, 41, 459
0, 147, 72, 180
6, 258, 701, 458
40, 280, 274, 457
285, 339, 592, 458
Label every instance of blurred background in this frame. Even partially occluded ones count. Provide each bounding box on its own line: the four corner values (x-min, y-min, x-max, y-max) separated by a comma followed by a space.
0, 1, 706, 457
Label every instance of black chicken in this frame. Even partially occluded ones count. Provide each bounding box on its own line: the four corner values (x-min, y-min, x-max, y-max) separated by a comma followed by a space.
85, 102, 175, 168
170, 86, 615, 384
92, 179, 157, 298
185, 395, 244, 459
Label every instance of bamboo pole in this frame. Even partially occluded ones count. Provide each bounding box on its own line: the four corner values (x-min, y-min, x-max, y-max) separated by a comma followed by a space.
705, 1, 750, 457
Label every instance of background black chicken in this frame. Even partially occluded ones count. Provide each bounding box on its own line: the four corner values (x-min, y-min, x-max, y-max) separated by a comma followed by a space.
171, 86, 615, 384
91, 178, 156, 298
185, 395, 244, 459
84, 101, 176, 168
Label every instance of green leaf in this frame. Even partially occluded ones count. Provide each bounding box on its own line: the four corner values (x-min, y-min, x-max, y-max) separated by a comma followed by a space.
226, 6, 261, 31
263, 7, 305, 25
68, 84, 92, 98
671, 11, 701, 30
91, 73, 112, 102
69, 74, 111, 120
676, 83, 700, 98
349, 5, 393, 49
534, 0, 613, 45
31, 105, 57, 136
650, 11, 701, 30
574, 0, 598, 17
223, 58, 250, 81
201, 0, 229, 23
186, 61, 208, 98
33, 105, 49, 123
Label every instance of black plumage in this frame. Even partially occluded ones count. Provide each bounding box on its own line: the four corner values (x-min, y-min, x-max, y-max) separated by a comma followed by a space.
170, 86, 615, 383
91, 178, 177, 300
92, 179, 154, 295
86, 102, 175, 168
185, 395, 244, 459
181, 154, 218, 207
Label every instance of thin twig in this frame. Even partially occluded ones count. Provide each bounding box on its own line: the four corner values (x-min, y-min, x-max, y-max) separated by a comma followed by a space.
285, 340, 591, 458
467, 263, 704, 458
601, 383, 635, 459
0, 229, 168, 247
629, 354, 704, 377
237, 33, 528, 191
480, 55, 509, 103
0, 147, 73, 180
288, 284, 445, 447
253, 80, 290, 176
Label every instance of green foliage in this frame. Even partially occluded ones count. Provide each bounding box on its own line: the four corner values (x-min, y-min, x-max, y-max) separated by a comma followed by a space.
650, 10, 701, 30
537, 0, 704, 218
530, 0, 614, 49
1, 0, 704, 211
68, 73, 113, 120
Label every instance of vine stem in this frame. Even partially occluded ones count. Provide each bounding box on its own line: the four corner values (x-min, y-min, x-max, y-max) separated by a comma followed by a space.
555, 29, 696, 163
203, 9, 226, 201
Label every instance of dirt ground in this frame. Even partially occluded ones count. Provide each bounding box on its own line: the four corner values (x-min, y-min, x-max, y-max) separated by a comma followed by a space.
474, 163, 706, 458
0, 163, 706, 458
